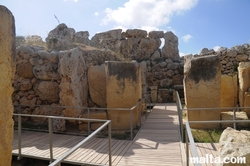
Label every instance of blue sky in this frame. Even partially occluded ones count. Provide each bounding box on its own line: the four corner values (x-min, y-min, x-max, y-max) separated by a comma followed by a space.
1, 0, 250, 56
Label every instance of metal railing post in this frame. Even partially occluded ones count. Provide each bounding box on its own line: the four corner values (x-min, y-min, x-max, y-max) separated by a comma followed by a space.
18, 105, 22, 160
139, 101, 141, 127
233, 108, 236, 129
108, 122, 112, 166
185, 129, 189, 166
48, 117, 53, 163
130, 109, 133, 140
88, 108, 90, 135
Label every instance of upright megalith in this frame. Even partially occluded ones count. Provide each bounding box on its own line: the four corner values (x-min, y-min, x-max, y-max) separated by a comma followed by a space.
88, 64, 107, 108
105, 61, 142, 129
58, 48, 88, 119
184, 55, 221, 128
162, 31, 179, 61
238, 62, 250, 117
0, 5, 16, 166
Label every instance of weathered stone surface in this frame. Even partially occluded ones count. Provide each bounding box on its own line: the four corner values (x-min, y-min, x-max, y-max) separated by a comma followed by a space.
160, 78, 172, 88
220, 75, 238, 107
120, 38, 161, 61
236, 54, 248, 61
200, 48, 215, 56
220, 112, 249, 128
238, 62, 250, 108
149, 86, 158, 103
148, 31, 164, 39
0, 5, 15, 166
125, 29, 147, 38
184, 55, 221, 128
172, 74, 183, 86
243, 92, 250, 117
19, 79, 32, 91
162, 31, 179, 61
106, 61, 142, 129
19, 96, 37, 106
33, 63, 60, 80
88, 64, 107, 107
25, 35, 46, 48
74, 31, 90, 45
37, 50, 59, 63
16, 63, 34, 78
34, 81, 60, 103
139, 62, 148, 97
219, 127, 250, 166
59, 48, 88, 118
46, 23, 75, 51
53, 116, 66, 132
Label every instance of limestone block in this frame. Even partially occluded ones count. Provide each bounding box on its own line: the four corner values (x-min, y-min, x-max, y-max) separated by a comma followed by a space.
33, 63, 60, 80
162, 31, 179, 61
220, 111, 249, 128
88, 64, 107, 107
53, 116, 66, 132
220, 75, 238, 108
149, 86, 158, 103
184, 55, 221, 128
46, 23, 75, 51
125, 29, 147, 38
238, 62, 250, 108
0, 5, 16, 166
59, 48, 88, 118
106, 61, 141, 129
219, 127, 250, 166
16, 63, 34, 78
34, 81, 60, 103
243, 92, 250, 117
120, 38, 161, 61
148, 31, 164, 39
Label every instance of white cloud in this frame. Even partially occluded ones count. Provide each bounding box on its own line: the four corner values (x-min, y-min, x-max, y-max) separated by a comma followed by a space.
182, 34, 193, 42
213, 46, 221, 51
101, 0, 198, 28
94, 12, 99, 16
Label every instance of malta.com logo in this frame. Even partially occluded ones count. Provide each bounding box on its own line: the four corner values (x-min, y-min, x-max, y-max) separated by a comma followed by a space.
190, 154, 246, 164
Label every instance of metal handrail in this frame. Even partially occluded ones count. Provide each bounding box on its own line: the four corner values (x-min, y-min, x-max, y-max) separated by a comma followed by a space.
185, 122, 201, 166
13, 113, 112, 166
14, 94, 151, 140
175, 91, 250, 166
49, 121, 111, 166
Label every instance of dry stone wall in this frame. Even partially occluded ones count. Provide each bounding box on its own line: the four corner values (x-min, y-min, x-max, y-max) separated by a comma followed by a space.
14, 23, 250, 131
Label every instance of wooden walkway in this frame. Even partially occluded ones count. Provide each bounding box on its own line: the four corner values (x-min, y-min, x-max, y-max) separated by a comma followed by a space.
117, 103, 183, 166
12, 103, 220, 166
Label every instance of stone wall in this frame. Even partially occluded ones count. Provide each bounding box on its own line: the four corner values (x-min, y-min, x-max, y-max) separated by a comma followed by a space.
0, 5, 16, 166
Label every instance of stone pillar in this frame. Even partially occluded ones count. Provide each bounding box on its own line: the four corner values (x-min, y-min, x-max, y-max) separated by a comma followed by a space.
149, 86, 158, 103
105, 61, 141, 129
220, 75, 238, 108
184, 55, 221, 128
0, 5, 16, 166
238, 62, 250, 109
88, 64, 107, 108
58, 48, 88, 119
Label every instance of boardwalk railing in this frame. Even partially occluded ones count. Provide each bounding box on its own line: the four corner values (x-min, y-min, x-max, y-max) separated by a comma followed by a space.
13, 113, 112, 166
176, 91, 250, 166
14, 94, 150, 140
